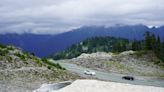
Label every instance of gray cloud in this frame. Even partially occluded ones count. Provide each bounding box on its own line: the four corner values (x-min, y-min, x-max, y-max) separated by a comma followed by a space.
0, 0, 164, 34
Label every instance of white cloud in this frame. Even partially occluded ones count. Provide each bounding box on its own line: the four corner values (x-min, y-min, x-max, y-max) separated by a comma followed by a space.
0, 0, 164, 34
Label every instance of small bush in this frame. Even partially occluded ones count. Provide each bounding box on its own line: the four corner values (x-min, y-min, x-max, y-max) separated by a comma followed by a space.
7, 47, 14, 50
31, 52, 35, 56
14, 53, 26, 60
47, 66, 51, 69
24, 61, 28, 65
0, 49, 9, 56
42, 58, 65, 70
34, 58, 42, 66
7, 56, 12, 62
23, 51, 30, 58
0, 44, 6, 48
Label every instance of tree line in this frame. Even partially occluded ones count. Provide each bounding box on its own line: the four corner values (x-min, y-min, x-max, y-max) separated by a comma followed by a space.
52, 32, 164, 62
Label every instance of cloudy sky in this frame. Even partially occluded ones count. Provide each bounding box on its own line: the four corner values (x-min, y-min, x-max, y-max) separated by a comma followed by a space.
0, 0, 164, 34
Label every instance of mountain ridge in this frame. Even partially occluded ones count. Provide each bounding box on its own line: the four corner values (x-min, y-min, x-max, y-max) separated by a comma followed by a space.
0, 24, 164, 57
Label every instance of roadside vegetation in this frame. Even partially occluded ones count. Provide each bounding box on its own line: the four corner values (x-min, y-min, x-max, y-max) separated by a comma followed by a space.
42, 58, 65, 70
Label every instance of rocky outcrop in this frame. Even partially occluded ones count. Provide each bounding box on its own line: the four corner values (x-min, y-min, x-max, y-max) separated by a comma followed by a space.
0, 45, 79, 92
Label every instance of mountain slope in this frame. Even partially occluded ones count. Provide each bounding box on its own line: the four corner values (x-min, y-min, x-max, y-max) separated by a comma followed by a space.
52, 34, 164, 62
51, 36, 130, 60
0, 44, 79, 92
0, 24, 164, 57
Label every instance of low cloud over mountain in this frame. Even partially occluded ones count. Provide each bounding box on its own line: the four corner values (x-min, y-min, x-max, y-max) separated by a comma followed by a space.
0, 0, 164, 34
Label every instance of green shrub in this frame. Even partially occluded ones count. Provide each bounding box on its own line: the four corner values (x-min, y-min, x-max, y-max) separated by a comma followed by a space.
31, 52, 35, 56
23, 52, 31, 58
34, 58, 42, 66
7, 56, 12, 62
14, 53, 26, 60
24, 61, 28, 65
47, 66, 51, 69
0, 49, 9, 56
0, 44, 6, 48
7, 46, 14, 50
42, 58, 65, 70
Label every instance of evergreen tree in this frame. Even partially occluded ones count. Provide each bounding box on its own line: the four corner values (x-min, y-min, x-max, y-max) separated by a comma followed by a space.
151, 34, 156, 50
155, 36, 161, 56
161, 42, 164, 62
145, 32, 151, 50
132, 40, 137, 51
52, 34, 163, 62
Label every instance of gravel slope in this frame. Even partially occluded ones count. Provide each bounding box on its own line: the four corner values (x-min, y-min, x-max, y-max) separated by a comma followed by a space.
63, 51, 164, 77
0, 45, 80, 92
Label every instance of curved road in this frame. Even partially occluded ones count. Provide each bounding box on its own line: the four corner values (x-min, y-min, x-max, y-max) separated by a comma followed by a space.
54, 61, 164, 87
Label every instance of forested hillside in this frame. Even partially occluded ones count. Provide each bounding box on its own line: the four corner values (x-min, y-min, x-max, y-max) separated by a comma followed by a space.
1, 25, 164, 57
52, 32, 164, 62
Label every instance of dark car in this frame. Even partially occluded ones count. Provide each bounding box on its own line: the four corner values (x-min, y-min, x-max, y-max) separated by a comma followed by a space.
122, 76, 134, 81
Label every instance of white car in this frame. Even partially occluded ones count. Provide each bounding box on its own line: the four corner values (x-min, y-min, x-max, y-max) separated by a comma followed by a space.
84, 70, 96, 76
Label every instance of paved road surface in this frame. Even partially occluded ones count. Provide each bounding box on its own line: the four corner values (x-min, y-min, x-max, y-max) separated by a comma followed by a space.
55, 61, 164, 87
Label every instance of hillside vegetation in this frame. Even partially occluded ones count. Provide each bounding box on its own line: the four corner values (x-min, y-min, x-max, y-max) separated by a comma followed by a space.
0, 44, 65, 70
52, 37, 129, 59
0, 44, 79, 92
1, 25, 164, 57
52, 32, 164, 62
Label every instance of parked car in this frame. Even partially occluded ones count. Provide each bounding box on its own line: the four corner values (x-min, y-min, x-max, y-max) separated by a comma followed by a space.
84, 70, 96, 76
122, 76, 134, 81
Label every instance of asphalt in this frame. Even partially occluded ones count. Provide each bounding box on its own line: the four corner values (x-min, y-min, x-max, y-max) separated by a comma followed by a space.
55, 61, 164, 87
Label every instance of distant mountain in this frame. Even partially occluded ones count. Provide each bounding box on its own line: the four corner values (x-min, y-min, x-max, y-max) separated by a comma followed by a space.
0, 24, 163, 57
